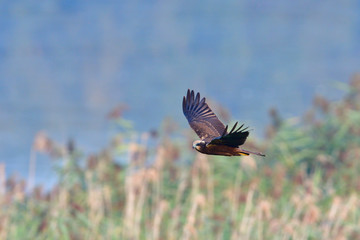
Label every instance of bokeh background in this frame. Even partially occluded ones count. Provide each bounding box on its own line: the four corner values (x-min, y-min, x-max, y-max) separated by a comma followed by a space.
1, 1, 360, 189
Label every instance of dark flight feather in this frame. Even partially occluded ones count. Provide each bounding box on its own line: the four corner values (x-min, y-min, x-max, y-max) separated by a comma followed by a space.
183, 89, 226, 142
208, 121, 249, 147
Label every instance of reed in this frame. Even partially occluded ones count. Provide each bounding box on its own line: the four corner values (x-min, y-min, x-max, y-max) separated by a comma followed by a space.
1, 80, 360, 239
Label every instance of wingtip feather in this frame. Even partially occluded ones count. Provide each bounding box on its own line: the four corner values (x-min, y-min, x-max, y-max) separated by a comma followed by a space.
195, 92, 200, 102
236, 124, 244, 132
182, 96, 186, 113
229, 122, 238, 134
222, 125, 228, 136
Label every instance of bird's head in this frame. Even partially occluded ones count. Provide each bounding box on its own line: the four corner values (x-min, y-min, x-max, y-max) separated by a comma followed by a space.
192, 140, 206, 151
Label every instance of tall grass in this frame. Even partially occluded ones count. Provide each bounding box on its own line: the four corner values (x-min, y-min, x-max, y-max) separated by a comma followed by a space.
1, 78, 360, 239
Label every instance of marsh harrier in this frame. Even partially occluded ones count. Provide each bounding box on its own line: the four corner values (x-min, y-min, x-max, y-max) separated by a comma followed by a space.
183, 89, 265, 157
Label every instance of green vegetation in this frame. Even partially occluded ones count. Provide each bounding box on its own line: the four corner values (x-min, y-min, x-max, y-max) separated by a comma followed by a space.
1, 78, 360, 239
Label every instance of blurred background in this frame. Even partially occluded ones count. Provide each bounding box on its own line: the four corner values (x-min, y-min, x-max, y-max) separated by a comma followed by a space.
0, 1, 359, 187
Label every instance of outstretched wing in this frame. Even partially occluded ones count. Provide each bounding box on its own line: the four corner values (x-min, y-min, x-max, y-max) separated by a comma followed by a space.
208, 122, 249, 147
183, 89, 226, 142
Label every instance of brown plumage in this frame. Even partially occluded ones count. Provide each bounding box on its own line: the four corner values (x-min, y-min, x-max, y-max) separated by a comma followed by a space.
183, 89, 265, 157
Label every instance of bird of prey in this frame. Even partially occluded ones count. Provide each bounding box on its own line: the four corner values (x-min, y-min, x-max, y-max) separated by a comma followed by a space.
183, 89, 265, 157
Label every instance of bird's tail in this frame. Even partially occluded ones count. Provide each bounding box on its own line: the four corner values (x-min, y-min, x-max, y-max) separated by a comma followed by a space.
238, 148, 265, 157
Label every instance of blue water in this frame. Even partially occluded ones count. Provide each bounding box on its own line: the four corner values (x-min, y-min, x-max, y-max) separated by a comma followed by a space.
0, 0, 359, 188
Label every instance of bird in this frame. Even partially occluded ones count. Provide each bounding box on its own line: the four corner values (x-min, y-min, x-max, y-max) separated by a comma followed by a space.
183, 89, 265, 157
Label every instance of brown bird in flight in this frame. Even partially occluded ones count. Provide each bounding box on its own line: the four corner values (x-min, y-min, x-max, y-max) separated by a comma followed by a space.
183, 89, 265, 157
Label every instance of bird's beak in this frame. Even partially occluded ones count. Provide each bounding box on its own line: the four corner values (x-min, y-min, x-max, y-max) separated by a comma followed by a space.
193, 145, 201, 151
